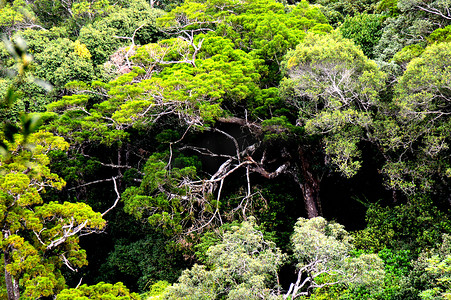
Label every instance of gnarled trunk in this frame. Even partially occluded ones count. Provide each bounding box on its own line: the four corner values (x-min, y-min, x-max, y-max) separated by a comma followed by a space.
300, 179, 320, 219
297, 147, 322, 219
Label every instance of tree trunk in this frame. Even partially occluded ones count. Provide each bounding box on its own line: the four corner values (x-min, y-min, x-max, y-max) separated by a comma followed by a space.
3, 231, 19, 300
300, 180, 320, 219
392, 189, 398, 203
298, 147, 321, 219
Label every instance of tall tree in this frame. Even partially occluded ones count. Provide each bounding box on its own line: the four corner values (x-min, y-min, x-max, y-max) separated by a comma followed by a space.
374, 0, 451, 62
285, 217, 385, 299
0, 131, 107, 300
280, 32, 386, 216
163, 218, 286, 300
378, 41, 451, 196
46, 0, 333, 238
0, 37, 108, 300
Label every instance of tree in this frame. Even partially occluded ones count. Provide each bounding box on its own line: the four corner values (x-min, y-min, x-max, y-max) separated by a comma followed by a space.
339, 13, 384, 59
46, 0, 334, 239
280, 32, 386, 216
99, 233, 186, 292
378, 41, 451, 196
0, 36, 47, 130
398, 0, 451, 27
373, 0, 451, 62
0, 34, 96, 114
0, 37, 109, 300
163, 217, 286, 300
418, 235, 451, 300
31, 0, 112, 29
0, 0, 43, 36
78, 0, 164, 67
428, 25, 451, 43
34, 38, 95, 91
0, 131, 107, 300
353, 196, 451, 254
285, 217, 385, 299
311, 0, 380, 27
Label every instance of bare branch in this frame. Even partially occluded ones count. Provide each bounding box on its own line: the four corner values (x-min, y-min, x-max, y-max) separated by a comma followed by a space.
415, 4, 451, 20
75, 277, 83, 289
114, 23, 146, 68
60, 253, 78, 272
167, 124, 193, 170
33, 228, 46, 246
217, 116, 263, 133
247, 156, 290, 179
46, 219, 89, 250
180, 145, 234, 159
102, 177, 121, 217
68, 176, 122, 191
212, 128, 241, 162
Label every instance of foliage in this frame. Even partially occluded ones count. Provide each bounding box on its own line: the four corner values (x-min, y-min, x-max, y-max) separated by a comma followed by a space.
286, 217, 385, 298
0, 36, 51, 135
428, 25, 451, 44
374, 0, 451, 62
34, 38, 94, 90
215, 0, 332, 86
373, 15, 419, 62
122, 152, 202, 235
311, 0, 379, 26
71, 0, 114, 28
380, 41, 451, 195
31, 0, 70, 28
47, 32, 263, 146
354, 197, 451, 253
43, 0, 335, 237
143, 281, 170, 299
79, 0, 164, 67
281, 32, 386, 177
57, 281, 141, 300
0, 0, 37, 35
31, 0, 127, 30
0, 131, 107, 299
244, 181, 300, 248
10, 27, 69, 56
339, 13, 384, 58
163, 217, 286, 300
193, 220, 242, 264
0, 36, 114, 300
414, 234, 451, 300
157, 0, 332, 88
378, 248, 412, 278
377, 0, 400, 16
397, 0, 451, 29
4, 0, 451, 297
99, 235, 185, 292
392, 44, 425, 69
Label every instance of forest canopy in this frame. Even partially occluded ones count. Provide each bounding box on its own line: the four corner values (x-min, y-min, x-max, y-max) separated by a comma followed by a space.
0, 0, 450, 299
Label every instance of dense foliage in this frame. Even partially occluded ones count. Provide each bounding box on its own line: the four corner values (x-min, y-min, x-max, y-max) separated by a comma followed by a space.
1, 0, 450, 299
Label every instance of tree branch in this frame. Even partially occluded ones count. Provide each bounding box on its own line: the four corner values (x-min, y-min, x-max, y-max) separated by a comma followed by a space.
68, 176, 122, 191
102, 177, 121, 217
